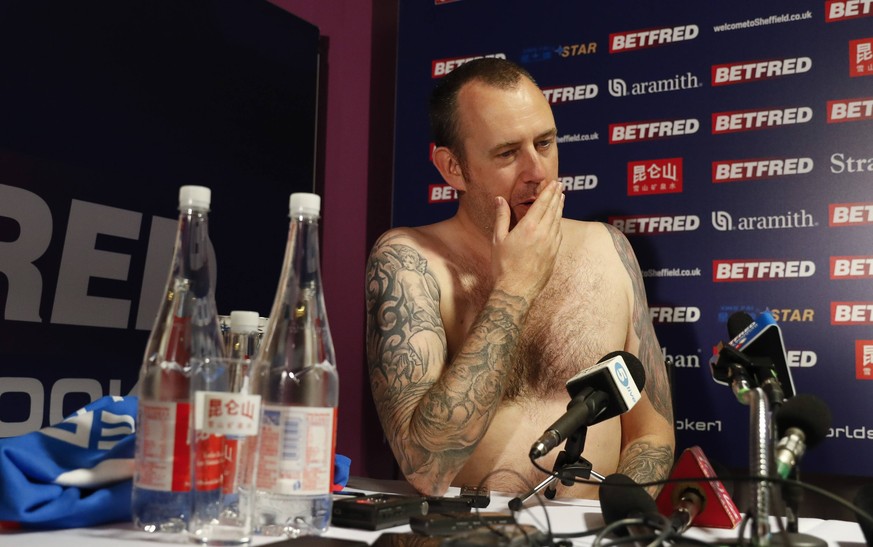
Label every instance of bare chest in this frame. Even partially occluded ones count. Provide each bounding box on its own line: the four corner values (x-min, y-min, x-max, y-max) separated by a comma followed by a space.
442, 253, 630, 398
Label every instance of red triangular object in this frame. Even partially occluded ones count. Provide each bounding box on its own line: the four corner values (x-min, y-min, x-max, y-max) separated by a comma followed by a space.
656, 445, 742, 529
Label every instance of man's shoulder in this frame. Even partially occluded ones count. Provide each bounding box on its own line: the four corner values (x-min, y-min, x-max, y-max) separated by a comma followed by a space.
371, 223, 443, 251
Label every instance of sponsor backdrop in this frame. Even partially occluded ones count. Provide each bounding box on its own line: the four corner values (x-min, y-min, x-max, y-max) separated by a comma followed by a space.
0, 2, 318, 436
393, 0, 873, 476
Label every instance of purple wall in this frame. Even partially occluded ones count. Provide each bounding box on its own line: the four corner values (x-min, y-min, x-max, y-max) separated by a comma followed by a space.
269, 0, 397, 479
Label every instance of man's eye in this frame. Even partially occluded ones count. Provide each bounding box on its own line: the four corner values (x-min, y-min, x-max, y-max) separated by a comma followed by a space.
498, 150, 516, 159
537, 140, 553, 150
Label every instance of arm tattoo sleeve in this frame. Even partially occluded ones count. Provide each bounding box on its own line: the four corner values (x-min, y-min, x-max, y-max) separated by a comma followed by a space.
606, 225, 674, 424
366, 236, 527, 482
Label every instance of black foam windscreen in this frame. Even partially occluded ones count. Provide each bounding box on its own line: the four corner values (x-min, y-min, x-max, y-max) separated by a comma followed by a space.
727, 311, 755, 339
599, 473, 657, 526
774, 394, 832, 446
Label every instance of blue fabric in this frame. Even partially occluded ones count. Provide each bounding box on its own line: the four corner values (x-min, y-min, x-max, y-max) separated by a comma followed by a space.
0, 395, 352, 529
0, 396, 136, 529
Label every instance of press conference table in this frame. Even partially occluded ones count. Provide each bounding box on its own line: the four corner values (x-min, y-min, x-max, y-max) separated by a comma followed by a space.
2, 477, 865, 546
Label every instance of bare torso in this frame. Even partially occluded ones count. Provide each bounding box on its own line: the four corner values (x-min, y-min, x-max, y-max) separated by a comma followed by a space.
409, 217, 633, 499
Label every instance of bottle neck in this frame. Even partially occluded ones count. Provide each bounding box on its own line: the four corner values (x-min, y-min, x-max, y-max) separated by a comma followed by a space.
290, 214, 322, 287
176, 207, 214, 297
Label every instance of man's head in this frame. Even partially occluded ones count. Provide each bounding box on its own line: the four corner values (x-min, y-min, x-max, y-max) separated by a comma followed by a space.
430, 58, 537, 163
429, 58, 559, 233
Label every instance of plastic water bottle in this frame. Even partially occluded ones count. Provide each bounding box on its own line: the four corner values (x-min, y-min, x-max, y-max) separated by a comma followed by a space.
250, 193, 339, 537
226, 310, 261, 359
132, 185, 225, 533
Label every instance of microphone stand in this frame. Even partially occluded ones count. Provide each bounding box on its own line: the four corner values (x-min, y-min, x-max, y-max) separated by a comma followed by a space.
510, 425, 605, 510
745, 386, 826, 547
747, 386, 772, 545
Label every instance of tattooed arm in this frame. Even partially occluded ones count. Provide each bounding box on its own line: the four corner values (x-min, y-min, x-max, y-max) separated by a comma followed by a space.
366, 184, 564, 496
606, 224, 676, 496
365, 232, 530, 495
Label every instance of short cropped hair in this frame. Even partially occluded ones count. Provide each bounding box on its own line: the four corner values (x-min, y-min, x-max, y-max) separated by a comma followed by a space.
429, 58, 537, 159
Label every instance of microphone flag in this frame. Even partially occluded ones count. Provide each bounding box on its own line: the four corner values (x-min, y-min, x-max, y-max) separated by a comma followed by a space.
655, 446, 741, 529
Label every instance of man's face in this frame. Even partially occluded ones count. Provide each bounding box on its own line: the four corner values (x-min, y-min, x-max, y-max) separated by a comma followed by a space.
454, 77, 559, 232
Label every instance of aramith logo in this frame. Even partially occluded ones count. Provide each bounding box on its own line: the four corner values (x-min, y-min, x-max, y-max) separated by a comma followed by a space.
609, 214, 700, 235
609, 73, 702, 98
628, 158, 683, 196
609, 118, 699, 143
712, 157, 813, 182
711, 210, 816, 231
609, 24, 699, 53
712, 57, 812, 86
713, 260, 816, 282
826, 0, 873, 22
712, 107, 813, 134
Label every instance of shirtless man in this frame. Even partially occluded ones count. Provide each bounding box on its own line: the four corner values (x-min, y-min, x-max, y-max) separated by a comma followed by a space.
365, 58, 674, 499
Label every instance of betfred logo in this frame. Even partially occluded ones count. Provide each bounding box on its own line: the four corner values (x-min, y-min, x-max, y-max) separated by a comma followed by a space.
712, 107, 813, 134
849, 38, 873, 77
628, 158, 683, 196
609, 24, 699, 53
431, 53, 507, 78
712, 260, 816, 282
827, 97, 873, 123
830, 256, 873, 279
609, 118, 699, 143
787, 350, 818, 368
826, 0, 873, 22
428, 184, 457, 203
541, 83, 598, 104
609, 214, 700, 235
857, 340, 873, 380
558, 175, 598, 192
650, 306, 700, 323
712, 157, 813, 182
712, 57, 812, 86
833, 302, 873, 324
829, 202, 873, 226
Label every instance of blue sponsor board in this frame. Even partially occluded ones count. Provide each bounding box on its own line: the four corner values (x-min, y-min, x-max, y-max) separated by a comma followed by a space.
394, 0, 873, 476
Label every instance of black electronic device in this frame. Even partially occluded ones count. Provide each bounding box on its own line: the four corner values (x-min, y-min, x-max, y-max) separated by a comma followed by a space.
460, 485, 491, 508
410, 512, 516, 537
332, 494, 428, 531
425, 496, 474, 513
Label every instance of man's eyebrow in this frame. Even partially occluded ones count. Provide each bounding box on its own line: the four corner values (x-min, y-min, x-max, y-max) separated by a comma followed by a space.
489, 128, 558, 155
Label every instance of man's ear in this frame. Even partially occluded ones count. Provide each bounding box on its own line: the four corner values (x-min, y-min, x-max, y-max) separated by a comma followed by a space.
432, 146, 467, 193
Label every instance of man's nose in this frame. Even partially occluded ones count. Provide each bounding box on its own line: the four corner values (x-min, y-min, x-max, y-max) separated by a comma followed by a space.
519, 146, 547, 182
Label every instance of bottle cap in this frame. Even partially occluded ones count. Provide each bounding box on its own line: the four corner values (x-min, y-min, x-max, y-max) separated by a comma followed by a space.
289, 192, 321, 217
179, 185, 211, 210
230, 310, 260, 333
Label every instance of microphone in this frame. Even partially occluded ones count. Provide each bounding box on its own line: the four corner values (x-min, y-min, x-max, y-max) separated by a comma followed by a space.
773, 394, 832, 479
599, 473, 659, 532
529, 351, 645, 459
726, 311, 796, 404
655, 446, 741, 533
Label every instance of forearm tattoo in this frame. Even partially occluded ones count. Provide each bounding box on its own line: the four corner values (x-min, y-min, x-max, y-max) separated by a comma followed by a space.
617, 440, 674, 491
366, 237, 526, 480
606, 225, 674, 424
